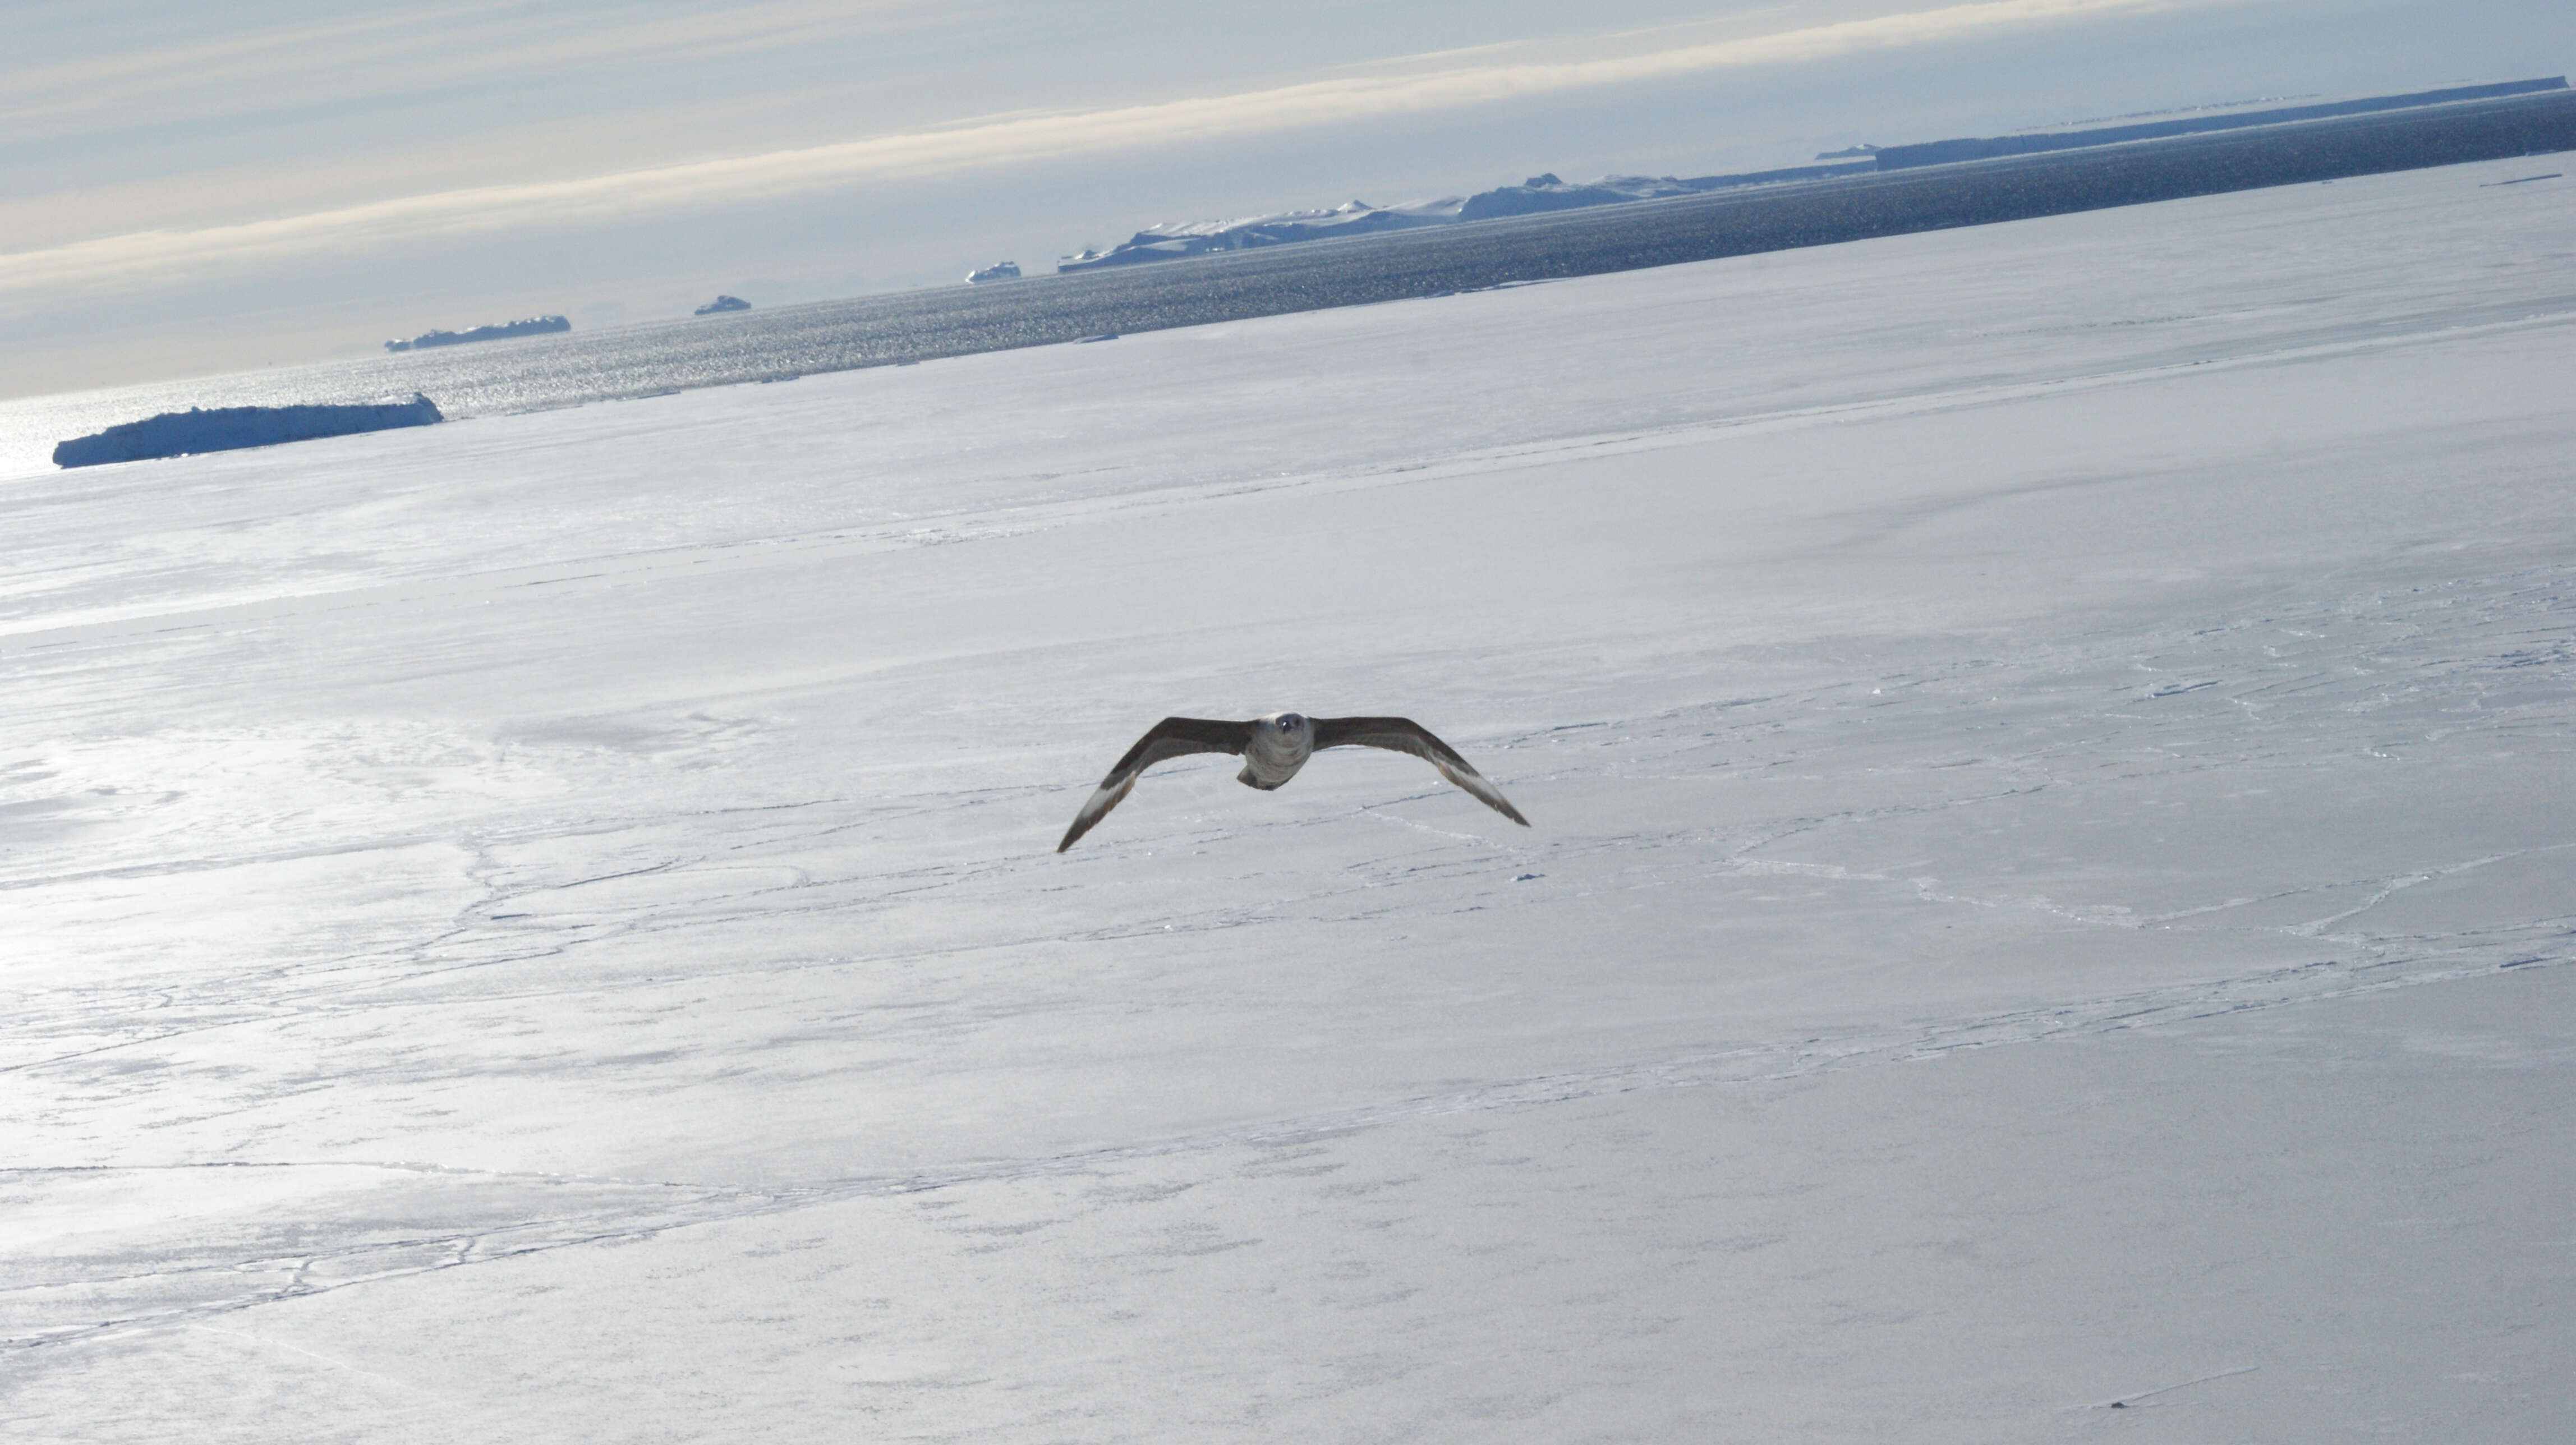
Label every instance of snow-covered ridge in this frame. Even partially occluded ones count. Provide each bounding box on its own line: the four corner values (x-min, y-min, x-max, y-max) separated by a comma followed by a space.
50, 394, 442, 468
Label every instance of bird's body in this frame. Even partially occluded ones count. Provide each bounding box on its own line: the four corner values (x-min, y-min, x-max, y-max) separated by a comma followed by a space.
1236, 711, 1314, 790
1058, 711, 1527, 851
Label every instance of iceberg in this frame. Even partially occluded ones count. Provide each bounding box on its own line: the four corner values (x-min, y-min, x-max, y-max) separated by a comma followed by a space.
1056, 199, 1456, 271
693, 295, 752, 315
52, 394, 444, 468
384, 315, 571, 352
965, 261, 1024, 283
1449, 172, 1685, 221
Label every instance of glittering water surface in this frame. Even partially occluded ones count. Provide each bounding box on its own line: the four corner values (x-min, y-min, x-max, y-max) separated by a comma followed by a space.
6, 88, 2565, 480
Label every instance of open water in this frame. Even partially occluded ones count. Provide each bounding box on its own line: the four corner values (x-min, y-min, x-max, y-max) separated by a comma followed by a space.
5, 87, 2568, 480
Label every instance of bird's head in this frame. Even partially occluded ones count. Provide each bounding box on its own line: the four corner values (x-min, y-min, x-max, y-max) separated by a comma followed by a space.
1269, 712, 1308, 734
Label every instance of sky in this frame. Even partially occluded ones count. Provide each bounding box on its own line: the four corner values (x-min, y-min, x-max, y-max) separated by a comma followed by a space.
3, 0, 2565, 399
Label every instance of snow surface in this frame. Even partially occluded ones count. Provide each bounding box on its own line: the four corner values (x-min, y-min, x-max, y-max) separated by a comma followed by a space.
5, 160, 2573, 1441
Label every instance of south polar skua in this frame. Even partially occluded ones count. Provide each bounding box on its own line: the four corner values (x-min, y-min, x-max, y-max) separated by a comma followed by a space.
1059, 713, 1530, 852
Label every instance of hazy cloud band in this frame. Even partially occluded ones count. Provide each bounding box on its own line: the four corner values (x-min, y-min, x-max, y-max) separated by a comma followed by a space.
4, 0, 2219, 296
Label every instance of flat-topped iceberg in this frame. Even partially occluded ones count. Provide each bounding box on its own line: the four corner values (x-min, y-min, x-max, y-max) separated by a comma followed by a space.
53, 395, 443, 468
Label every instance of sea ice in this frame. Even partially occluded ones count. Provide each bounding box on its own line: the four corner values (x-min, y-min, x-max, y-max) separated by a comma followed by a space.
3, 159, 2569, 1442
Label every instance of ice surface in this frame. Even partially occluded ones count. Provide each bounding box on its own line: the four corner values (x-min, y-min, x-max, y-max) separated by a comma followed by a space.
3, 161, 2572, 1441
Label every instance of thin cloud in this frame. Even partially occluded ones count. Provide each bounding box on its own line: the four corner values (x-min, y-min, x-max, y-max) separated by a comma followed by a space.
3, 0, 2227, 298
2, 0, 947, 135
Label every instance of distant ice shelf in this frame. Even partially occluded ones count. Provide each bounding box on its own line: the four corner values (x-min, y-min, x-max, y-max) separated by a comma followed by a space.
1051, 76, 2567, 275
1875, 75, 2566, 168
1053, 165, 1873, 273
52, 395, 444, 468
384, 315, 571, 352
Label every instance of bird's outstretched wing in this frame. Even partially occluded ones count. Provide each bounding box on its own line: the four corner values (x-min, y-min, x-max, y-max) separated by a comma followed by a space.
1312, 717, 1530, 826
1058, 717, 1255, 851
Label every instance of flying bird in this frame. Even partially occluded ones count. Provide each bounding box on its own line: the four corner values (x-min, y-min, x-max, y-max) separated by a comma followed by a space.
1059, 712, 1529, 852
